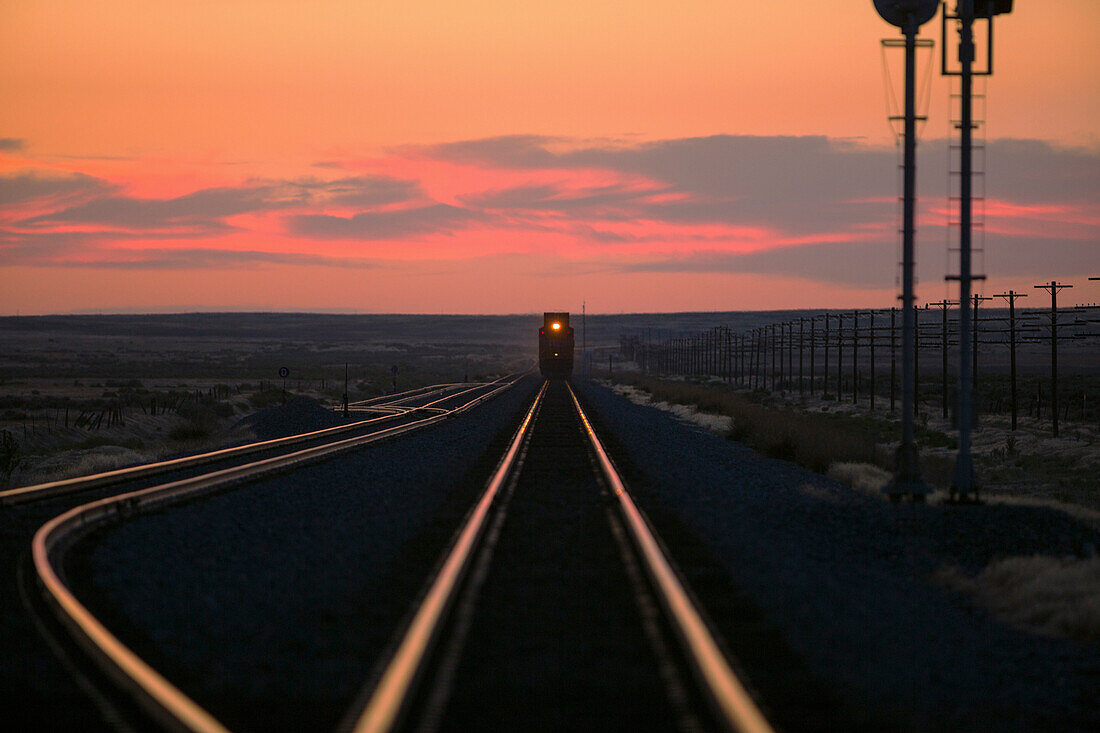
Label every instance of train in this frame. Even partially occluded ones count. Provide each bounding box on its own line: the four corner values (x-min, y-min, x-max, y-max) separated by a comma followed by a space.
538, 312, 575, 378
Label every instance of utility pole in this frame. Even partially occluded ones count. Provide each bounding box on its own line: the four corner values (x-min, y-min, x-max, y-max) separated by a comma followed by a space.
822, 313, 831, 398
994, 290, 1026, 430
836, 313, 845, 402
749, 331, 756, 389
852, 310, 860, 405
787, 322, 794, 391
810, 316, 817, 396
752, 330, 761, 387
868, 310, 877, 411
770, 323, 778, 391
582, 301, 587, 379
928, 299, 956, 419
914, 305, 923, 416
740, 332, 747, 386
890, 306, 897, 412
1033, 281, 1072, 437
799, 317, 805, 399
752, 330, 760, 389
972, 293, 993, 394
774, 324, 782, 388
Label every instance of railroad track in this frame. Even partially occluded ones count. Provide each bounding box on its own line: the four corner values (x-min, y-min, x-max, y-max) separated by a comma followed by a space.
21, 377, 772, 732
1, 378, 512, 507
351, 379, 772, 733
2, 378, 518, 731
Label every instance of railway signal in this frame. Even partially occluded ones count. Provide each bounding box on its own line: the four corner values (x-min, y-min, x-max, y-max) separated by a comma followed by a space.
943, 0, 1015, 502
874, 0, 938, 500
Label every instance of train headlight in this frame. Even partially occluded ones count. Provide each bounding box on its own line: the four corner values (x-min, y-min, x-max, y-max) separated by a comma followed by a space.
551, 322, 561, 331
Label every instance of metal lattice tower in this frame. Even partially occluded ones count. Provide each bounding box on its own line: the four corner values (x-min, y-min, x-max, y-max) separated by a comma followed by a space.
947, 74, 987, 298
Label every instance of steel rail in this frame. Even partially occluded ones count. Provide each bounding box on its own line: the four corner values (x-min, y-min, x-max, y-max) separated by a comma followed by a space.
347, 405, 415, 415
2, 379, 508, 506
350, 380, 548, 733
30, 377, 521, 733
348, 379, 507, 415
349, 379, 508, 408
566, 383, 774, 733
348, 383, 467, 407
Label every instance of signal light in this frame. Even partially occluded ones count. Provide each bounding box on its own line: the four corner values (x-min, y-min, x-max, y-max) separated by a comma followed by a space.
552, 322, 561, 331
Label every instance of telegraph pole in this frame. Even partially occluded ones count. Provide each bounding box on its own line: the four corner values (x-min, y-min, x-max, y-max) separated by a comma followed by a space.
1033, 281, 1072, 438
852, 310, 860, 405
994, 289, 1026, 430
972, 293, 993, 391
770, 324, 778, 390
799, 317, 805, 399
787, 322, 794, 391
809, 316, 817, 396
868, 310, 877, 411
928, 299, 956, 419
837, 312, 845, 402
890, 306, 897, 412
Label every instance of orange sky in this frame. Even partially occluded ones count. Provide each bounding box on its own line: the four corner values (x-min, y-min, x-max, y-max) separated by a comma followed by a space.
2, 1, 1099, 314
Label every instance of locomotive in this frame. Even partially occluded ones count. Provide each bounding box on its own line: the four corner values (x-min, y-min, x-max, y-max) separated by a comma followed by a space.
538, 312, 574, 378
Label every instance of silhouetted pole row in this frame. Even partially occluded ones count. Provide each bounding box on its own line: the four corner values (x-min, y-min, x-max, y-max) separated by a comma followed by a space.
616, 279, 1098, 445
618, 289, 1097, 434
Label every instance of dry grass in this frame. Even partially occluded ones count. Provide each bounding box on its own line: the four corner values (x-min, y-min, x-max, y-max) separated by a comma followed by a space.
612, 375, 879, 473
24, 446, 155, 485
826, 462, 893, 495
933, 556, 1100, 642
612, 384, 732, 434
610, 375, 1098, 517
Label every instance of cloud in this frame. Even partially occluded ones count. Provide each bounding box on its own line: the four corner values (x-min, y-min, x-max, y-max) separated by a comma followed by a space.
404, 135, 565, 168
0, 138, 25, 152
418, 135, 899, 234
415, 134, 1100, 236
0, 224, 232, 266
5, 134, 1096, 296
0, 170, 117, 207
981, 139, 1100, 204
17, 174, 421, 232
21, 187, 275, 230
421, 134, 893, 194
612, 234, 1098, 288
290, 203, 481, 240
287, 175, 422, 208
459, 181, 675, 219
47, 248, 382, 270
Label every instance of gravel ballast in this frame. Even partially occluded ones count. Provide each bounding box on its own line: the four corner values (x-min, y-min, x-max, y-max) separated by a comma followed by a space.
577, 381, 1100, 731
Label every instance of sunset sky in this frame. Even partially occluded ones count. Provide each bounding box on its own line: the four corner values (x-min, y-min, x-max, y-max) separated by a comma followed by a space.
2, 1, 1098, 314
